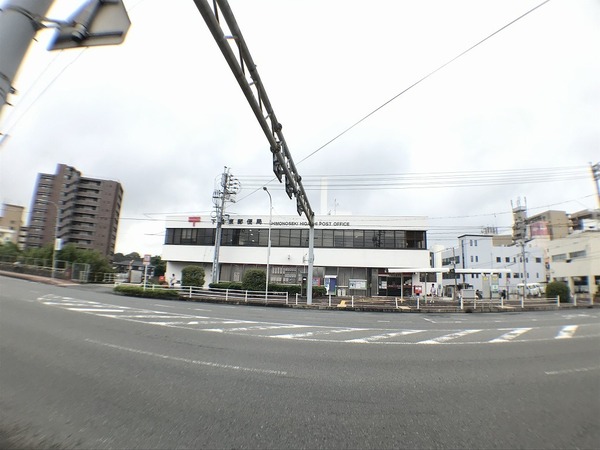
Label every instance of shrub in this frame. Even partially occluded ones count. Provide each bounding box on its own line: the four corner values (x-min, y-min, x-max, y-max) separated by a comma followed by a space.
209, 282, 243, 290
182, 265, 205, 287
242, 269, 266, 291
114, 284, 180, 299
546, 281, 570, 303
313, 286, 327, 297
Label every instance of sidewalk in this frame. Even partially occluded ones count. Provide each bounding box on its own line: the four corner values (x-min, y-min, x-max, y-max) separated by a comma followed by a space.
0, 270, 80, 287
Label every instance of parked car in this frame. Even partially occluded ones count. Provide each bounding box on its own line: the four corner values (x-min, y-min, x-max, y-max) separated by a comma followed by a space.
516, 283, 545, 297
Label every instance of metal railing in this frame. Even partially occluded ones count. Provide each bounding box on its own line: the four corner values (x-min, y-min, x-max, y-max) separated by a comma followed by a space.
112, 282, 597, 312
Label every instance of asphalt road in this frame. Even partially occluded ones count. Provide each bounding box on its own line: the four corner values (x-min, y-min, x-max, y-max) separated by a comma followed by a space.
1, 276, 599, 449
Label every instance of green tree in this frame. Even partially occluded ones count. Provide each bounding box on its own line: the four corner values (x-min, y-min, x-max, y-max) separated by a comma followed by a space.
242, 269, 266, 291
23, 244, 53, 264
546, 281, 571, 303
181, 265, 205, 287
151, 255, 166, 277
54, 243, 113, 275
0, 242, 20, 260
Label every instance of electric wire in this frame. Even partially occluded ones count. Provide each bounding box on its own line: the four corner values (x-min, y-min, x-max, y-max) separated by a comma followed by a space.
295, 0, 552, 165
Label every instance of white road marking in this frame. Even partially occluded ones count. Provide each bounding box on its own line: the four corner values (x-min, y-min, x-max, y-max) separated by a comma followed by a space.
37, 295, 599, 345
206, 324, 309, 333
274, 328, 364, 339
545, 366, 600, 376
418, 329, 481, 344
68, 308, 126, 313
490, 328, 532, 343
84, 339, 287, 376
345, 330, 424, 343
556, 325, 578, 339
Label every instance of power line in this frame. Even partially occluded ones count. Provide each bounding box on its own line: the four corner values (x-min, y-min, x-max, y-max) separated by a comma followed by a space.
296, 0, 552, 165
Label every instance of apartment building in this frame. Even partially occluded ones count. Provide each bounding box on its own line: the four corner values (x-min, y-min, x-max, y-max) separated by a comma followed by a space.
25, 164, 123, 258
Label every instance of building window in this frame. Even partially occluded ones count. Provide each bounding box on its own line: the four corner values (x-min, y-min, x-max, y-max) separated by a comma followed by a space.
496, 257, 501, 263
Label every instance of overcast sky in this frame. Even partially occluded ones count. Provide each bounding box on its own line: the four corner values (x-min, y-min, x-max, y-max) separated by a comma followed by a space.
1, 0, 598, 256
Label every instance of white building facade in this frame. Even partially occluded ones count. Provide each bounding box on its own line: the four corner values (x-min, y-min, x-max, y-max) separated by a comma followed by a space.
162, 214, 431, 297
440, 234, 547, 297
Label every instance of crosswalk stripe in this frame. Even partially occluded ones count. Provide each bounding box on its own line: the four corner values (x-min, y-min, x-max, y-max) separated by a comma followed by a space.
345, 330, 424, 343
418, 329, 481, 344
205, 324, 309, 333
556, 325, 578, 339
490, 328, 532, 343
274, 328, 364, 339
68, 308, 126, 312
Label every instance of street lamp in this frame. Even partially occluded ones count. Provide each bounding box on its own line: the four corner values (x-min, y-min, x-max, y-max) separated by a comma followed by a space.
39, 199, 60, 279
263, 187, 272, 299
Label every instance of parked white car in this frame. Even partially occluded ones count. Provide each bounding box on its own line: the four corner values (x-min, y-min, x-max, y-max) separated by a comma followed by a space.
516, 283, 545, 297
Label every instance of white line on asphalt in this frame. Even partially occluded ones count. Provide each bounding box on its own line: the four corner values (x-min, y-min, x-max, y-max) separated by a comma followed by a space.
206, 324, 309, 333
155, 304, 175, 308
490, 328, 532, 343
418, 329, 482, 344
556, 325, 578, 339
422, 318, 436, 323
114, 315, 203, 319
274, 328, 363, 339
84, 339, 287, 376
194, 308, 212, 312
545, 366, 600, 376
345, 330, 424, 343
68, 308, 126, 313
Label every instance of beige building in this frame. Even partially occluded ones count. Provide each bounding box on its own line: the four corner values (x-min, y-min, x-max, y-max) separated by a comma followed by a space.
0, 203, 25, 247
546, 229, 600, 298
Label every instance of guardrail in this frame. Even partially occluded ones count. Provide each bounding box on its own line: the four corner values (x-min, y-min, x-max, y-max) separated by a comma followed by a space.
113, 282, 596, 312
117, 283, 290, 305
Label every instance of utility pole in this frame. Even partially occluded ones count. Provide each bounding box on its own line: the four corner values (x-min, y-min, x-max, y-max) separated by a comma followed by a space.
591, 162, 600, 210
0, 0, 130, 115
0, 0, 54, 114
211, 167, 239, 284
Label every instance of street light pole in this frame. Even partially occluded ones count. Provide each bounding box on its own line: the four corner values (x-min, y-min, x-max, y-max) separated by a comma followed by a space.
263, 187, 272, 299
39, 199, 60, 279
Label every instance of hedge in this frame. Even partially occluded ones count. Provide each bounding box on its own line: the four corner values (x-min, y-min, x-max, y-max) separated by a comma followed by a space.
114, 284, 180, 299
208, 282, 326, 297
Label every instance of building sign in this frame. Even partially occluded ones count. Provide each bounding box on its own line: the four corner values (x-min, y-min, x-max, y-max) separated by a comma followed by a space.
349, 279, 367, 290
188, 216, 201, 227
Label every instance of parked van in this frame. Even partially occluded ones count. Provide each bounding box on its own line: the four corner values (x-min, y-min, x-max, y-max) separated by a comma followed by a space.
516, 283, 545, 297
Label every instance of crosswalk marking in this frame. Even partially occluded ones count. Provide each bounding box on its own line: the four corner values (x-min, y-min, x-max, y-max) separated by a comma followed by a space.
418, 329, 482, 344
490, 328, 532, 343
205, 324, 309, 333
345, 330, 424, 343
68, 308, 126, 312
556, 325, 578, 339
36, 294, 596, 345
274, 328, 363, 339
